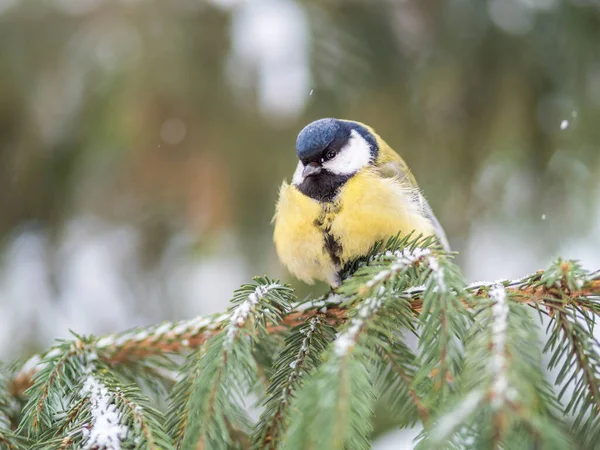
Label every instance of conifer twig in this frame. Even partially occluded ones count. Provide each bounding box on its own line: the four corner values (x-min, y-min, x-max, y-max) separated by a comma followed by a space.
253, 314, 336, 449
3, 231, 600, 449
9, 278, 600, 400
382, 348, 429, 424
166, 278, 294, 449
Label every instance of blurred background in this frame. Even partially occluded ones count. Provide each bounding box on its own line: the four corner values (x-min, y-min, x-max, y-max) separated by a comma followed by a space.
0, 0, 599, 444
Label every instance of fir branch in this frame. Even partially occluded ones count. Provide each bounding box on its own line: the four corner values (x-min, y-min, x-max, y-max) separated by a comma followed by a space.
1, 365, 23, 434
282, 348, 374, 450
412, 253, 471, 409
9, 274, 600, 409
282, 293, 393, 449
425, 389, 485, 447
163, 344, 205, 447
0, 430, 28, 450
345, 245, 428, 426
283, 240, 437, 450
0, 369, 28, 450
18, 341, 90, 436
252, 314, 337, 449
341, 236, 470, 411
5, 245, 600, 450
513, 259, 600, 447
101, 374, 174, 449
542, 291, 600, 444
166, 278, 294, 450
181, 333, 252, 450
74, 367, 173, 450
378, 345, 427, 425
22, 353, 174, 450
488, 285, 511, 413
424, 284, 570, 449
96, 313, 229, 364
10, 292, 340, 402
14, 332, 174, 449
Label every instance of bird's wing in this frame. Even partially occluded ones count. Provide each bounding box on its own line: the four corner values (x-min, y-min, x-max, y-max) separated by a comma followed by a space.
376, 152, 451, 252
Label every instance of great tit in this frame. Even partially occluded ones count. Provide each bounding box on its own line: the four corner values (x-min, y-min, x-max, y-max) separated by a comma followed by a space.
273, 118, 449, 287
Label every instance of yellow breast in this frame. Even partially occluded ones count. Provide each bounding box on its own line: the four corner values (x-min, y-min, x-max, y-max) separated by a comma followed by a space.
273, 170, 435, 285
331, 170, 434, 263
273, 182, 336, 285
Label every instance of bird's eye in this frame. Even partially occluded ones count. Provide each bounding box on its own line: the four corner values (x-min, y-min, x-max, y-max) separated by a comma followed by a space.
325, 150, 336, 160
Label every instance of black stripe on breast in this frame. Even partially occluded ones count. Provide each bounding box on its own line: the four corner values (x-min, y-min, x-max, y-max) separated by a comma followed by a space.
323, 230, 343, 267
313, 204, 343, 270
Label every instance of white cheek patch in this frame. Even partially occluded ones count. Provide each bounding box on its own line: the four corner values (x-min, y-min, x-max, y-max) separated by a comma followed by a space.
322, 129, 372, 175
292, 160, 304, 185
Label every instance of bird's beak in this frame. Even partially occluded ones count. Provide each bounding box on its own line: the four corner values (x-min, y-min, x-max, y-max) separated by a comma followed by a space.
302, 162, 321, 178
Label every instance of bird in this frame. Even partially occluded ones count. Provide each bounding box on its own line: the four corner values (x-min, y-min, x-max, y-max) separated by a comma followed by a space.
273, 118, 450, 287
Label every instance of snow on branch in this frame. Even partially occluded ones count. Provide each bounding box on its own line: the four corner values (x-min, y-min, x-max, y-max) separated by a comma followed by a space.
225, 283, 281, 347
489, 284, 509, 410
253, 314, 336, 449
334, 296, 383, 356
3, 232, 600, 449
165, 278, 295, 449
9, 275, 600, 401
429, 389, 485, 444
79, 375, 128, 450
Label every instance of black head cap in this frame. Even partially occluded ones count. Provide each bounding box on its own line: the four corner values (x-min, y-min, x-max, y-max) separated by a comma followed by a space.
295, 118, 378, 162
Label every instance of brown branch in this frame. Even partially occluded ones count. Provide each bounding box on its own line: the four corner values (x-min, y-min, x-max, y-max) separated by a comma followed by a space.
111, 308, 346, 363
115, 390, 163, 449
383, 349, 429, 424
29, 346, 82, 429
555, 312, 600, 415
8, 279, 600, 400
59, 436, 73, 450
511, 279, 600, 306
257, 315, 327, 450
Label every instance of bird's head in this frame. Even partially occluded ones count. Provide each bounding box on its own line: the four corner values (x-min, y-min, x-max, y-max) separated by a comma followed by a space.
292, 118, 379, 202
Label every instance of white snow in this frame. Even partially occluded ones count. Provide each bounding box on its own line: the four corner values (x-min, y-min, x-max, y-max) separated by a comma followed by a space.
19, 354, 41, 373
45, 348, 63, 359
172, 315, 227, 335
97, 336, 115, 348
152, 322, 173, 337
489, 284, 510, 409
114, 332, 136, 347
431, 389, 484, 441
282, 318, 319, 401
334, 297, 383, 356
403, 285, 426, 295
172, 322, 190, 335
225, 283, 280, 347
340, 248, 439, 355
428, 256, 446, 292
294, 292, 344, 312
80, 375, 128, 449
101, 314, 218, 349
189, 316, 215, 333
374, 247, 431, 264
366, 248, 432, 289
134, 330, 149, 341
